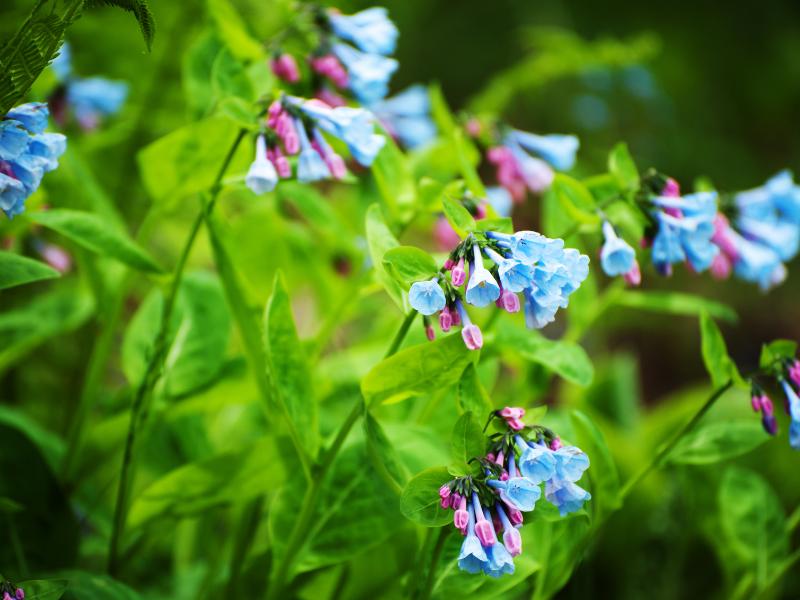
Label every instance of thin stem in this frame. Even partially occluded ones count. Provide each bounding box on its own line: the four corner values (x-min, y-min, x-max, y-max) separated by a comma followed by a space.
384, 310, 418, 358
107, 130, 246, 575
620, 380, 733, 500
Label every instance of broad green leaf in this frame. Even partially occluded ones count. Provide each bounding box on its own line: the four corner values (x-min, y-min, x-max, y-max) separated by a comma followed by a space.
211, 46, 254, 102
264, 274, 319, 458
383, 246, 440, 286
365, 204, 407, 312
16, 580, 68, 600
607, 142, 639, 191
418, 177, 445, 207
138, 117, 243, 203
759, 339, 798, 370
0, 286, 93, 372
400, 466, 452, 526
570, 410, 621, 521
441, 196, 476, 236
449, 412, 484, 476
0, 252, 59, 290
372, 132, 416, 216
218, 96, 256, 129
182, 31, 223, 118
59, 572, 141, 599
128, 436, 283, 529
614, 290, 737, 323
529, 517, 591, 600
457, 363, 493, 416
699, 311, 743, 388
495, 323, 594, 386
475, 217, 513, 234
364, 409, 407, 489
718, 466, 788, 577
27, 210, 163, 273
361, 332, 474, 405
667, 421, 769, 465
206, 0, 263, 61
551, 174, 600, 224
603, 200, 647, 243
453, 129, 485, 197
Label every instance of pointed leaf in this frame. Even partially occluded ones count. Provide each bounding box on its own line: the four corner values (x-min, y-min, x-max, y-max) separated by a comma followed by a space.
0, 252, 59, 290
400, 466, 452, 526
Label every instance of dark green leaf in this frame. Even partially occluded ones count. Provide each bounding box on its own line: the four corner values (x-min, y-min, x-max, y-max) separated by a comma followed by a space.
453, 129, 485, 197
551, 174, 599, 224
449, 412, 484, 475
16, 580, 68, 600
668, 421, 769, 465
364, 409, 407, 489
441, 196, 476, 236
475, 217, 514, 234
699, 311, 743, 388
0, 252, 59, 290
759, 340, 798, 370
457, 363, 493, 416
607, 142, 639, 191
206, 0, 263, 61
400, 466, 452, 526
372, 131, 416, 217
365, 204, 407, 312
570, 410, 621, 521
211, 47, 254, 102
59, 572, 141, 599
614, 290, 737, 323
383, 246, 440, 286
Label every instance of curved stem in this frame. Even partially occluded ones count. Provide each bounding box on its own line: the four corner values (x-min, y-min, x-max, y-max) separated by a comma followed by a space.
107, 130, 246, 575
620, 380, 733, 500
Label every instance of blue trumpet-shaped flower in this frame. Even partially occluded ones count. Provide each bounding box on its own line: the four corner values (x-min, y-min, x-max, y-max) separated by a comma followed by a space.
737, 216, 799, 262
6, 103, 49, 134
328, 7, 399, 56
457, 505, 489, 574
552, 446, 591, 482
332, 43, 398, 105
508, 129, 579, 171
545, 480, 591, 516
486, 186, 513, 217
487, 230, 564, 264
67, 78, 128, 126
466, 244, 501, 307
483, 247, 534, 293
487, 457, 541, 511
516, 438, 557, 483
481, 508, 515, 577
782, 380, 800, 450
408, 278, 446, 315
0, 121, 30, 160
370, 85, 436, 149
245, 135, 278, 195
600, 221, 636, 276
295, 119, 330, 183
505, 137, 554, 193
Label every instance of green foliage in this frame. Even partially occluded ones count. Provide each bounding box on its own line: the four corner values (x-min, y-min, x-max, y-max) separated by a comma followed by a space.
613, 290, 738, 322
699, 311, 743, 388
667, 421, 769, 465
365, 204, 408, 312
457, 363, 493, 416
441, 195, 476, 236
0, 251, 59, 290
448, 411, 484, 476
16, 580, 68, 600
84, 0, 155, 50
383, 246, 440, 286
550, 174, 600, 224
400, 466, 453, 527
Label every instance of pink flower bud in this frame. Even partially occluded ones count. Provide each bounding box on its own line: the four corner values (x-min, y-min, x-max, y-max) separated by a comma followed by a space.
475, 202, 487, 219
15, 591, 23, 600
550, 436, 563, 451
789, 361, 800, 388
624, 260, 642, 287
662, 177, 680, 197
315, 87, 347, 108
461, 324, 483, 350
450, 493, 462, 509
454, 498, 469, 532
507, 506, 523, 527
710, 253, 732, 280
451, 258, 466, 287
496, 451, 505, 466
443, 258, 455, 270
440, 496, 450, 509
499, 407, 525, 420
475, 518, 495, 547
751, 394, 763, 412
434, 217, 461, 251
40, 243, 72, 273
465, 118, 482, 137
270, 54, 300, 83
503, 526, 523, 556
273, 155, 291, 179
326, 153, 348, 180
439, 484, 451, 500
439, 308, 453, 332
426, 325, 436, 341
496, 289, 520, 312
486, 452, 496, 462
507, 417, 525, 431
761, 395, 774, 417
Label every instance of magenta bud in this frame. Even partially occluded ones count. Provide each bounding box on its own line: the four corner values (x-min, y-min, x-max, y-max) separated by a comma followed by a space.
443, 258, 455, 270
762, 413, 778, 436
499, 407, 525, 420
454, 507, 469, 532
751, 395, 763, 412
507, 418, 525, 431
497, 289, 520, 313
274, 155, 292, 178
465, 118, 482, 137
15, 591, 23, 600
623, 261, 642, 287
4, 593, 13, 600
507, 506, 523, 527
496, 451, 505, 465
440, 496, 450, 509
283, 130, 300, 155
326, 153, 348, 180
486, 452, 496, 462
662, 177, 681, 197
475, 519, 496, 547
439, 308, 453, 332
790, 362, 800, 388
451, 258, 466, 287
461, 324, 483, 350
500, 471, 509, 481
761, 395, 774, 416
450, 493, 462, 509
550, 436, 563, 451
475, 202, 487, 219
710, 253, 732, 280
425, 325, 436, 341
439, 484, 451, 500
503, 527, 523, 556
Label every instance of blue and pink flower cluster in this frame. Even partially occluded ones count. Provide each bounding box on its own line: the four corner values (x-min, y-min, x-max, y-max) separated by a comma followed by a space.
409, 230, 589, 349
751, 358, 800, 448
439, 407, 591, 577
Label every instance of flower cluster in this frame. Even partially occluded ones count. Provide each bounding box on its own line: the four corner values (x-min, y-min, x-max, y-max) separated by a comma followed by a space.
0, 103, 66, 219
749, 357, 800, 448
245, 95, 386, 194
440, 407, 591, 577
408, 229, 589, 349
370, 85, 437, 149
468, 121, 579, 202
0, 580, 23, 600
49, 42, 128, 131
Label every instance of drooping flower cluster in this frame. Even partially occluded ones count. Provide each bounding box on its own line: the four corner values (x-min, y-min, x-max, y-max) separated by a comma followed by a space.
245, 95, 386, 194
408, 229, 589, 349
0, 103, 66, 218
0, 579, 24, 600
49, 42, 128, 131
467, 120, 579, 202
440, 407, 591, 577
370, 85, 437, 149
749, 356, 800, 449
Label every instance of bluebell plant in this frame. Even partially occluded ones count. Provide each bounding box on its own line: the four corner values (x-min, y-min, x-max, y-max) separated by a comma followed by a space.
439, 407, 591, 577
747, 353, 800, 448
0, 103, 66, 218
0, 579, 24, 600
408, 226, 589, 349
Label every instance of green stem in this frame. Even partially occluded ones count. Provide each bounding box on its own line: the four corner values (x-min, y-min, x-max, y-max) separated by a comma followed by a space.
620, 380, 733, 500
265, 312, 417, 598
107, 130, 246, 575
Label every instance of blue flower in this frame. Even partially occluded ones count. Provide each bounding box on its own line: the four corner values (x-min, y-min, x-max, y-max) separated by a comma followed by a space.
332, 43, 398, 105
67, 77, 128, 125
0, 121, 30, 160
600, 221, 636, 276
51, 42, 73, 80
457, 505, 488, 574
552, 446, 590, 482
245, 135, 278, 195
522, 288, 558, 329
28, 133, 67, 173
482, 510, 515, 578
485, 187, 513, 217
737, 217, 799, 262
484, 247, 534, 293
509, 129, 579, 171
370, 85, 436, 149
765, 170, 800, 223
516, 438, 556, 483
6, 103, 49, 134
408, 278, 446, 315
487, 230, 564, 264
544, 480, 591, 516
328, 7, 399, 56
782, 381, 800, 450
294, 119, 330, 183
651, 193, 720, 272
505, 137, 554, 193
487, 473, 541, 512
295, 100, 386, 166
466, 244, 500, 307
651, 213, 686, 269
0, 173, 27, 217
729, 229, 783, 290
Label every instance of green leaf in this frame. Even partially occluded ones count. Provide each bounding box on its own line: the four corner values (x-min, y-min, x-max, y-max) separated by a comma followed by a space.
551, 174, 600, 224
475, 217, 513, 234
364, 409, 407, 489
428, 83, 456, 135
383, 246, 440, 286
211, 47, 254, 102
699, 311, 743, 388
27, 210, 163, 273
495, 323, 594, 386
206, 0, 263, 61
614, 290, 737, 323
372, 132, 416, 217
718, 466, 788, 576
604, 200, 647, 243
16, 580, 68, 600
361, 332, 474, 405
607, 142, 639, 191
457, 363, 493, 416
449, 412, 484, 476
759, 339, 798, 370
400, 466, 452, 526
128, 437, 283, 529
441, 196, 476, 236
365, 204, 407, 312
264, 273, 319, 458
0, 252, 59, 290
182, 31, 223, 118
84, 0, 155, 50
667, 421, 769, 465
453, 128, 485, 197
570, 410, 621, 521
59, 572, 141, 600
138, 117, 243, 204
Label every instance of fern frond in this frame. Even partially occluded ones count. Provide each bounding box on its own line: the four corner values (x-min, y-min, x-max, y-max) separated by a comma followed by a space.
83, 0, 155, 50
